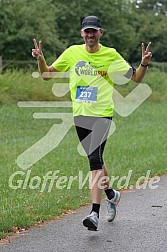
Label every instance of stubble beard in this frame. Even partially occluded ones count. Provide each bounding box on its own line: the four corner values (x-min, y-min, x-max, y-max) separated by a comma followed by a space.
86, 37, 99, 48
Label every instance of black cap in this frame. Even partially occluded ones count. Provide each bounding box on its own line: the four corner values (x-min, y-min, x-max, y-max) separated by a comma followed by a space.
81, 16, 102, 30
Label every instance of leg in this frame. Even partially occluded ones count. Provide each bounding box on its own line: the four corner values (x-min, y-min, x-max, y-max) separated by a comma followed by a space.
88, 119, 121, 224
89, 117, 111, 202
90, 169, 105, 204
74, 116, 115, 230
102, 163, 110, 190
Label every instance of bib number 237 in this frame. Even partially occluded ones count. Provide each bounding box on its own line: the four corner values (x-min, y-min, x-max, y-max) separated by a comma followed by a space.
75, 86, 98, 103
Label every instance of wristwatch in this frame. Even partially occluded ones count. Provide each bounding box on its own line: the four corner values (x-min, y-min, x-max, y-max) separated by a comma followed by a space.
140, 63, 149, 67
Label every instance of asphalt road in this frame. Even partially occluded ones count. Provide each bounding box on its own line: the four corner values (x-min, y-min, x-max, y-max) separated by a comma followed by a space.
0, 175, 166, 252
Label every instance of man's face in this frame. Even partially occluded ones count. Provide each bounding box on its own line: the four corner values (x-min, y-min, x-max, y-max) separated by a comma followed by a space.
81, 28, 103, 47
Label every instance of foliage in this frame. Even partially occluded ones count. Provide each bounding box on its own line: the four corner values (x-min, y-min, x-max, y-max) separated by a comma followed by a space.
130, 1, 167, 62
0, 0, 167, 67
0, 66, 167, 104
0, 0, 63, 61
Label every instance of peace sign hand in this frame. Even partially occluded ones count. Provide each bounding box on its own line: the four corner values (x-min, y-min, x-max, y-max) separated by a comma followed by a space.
141, 42, 152, 65
32, 39, 43, 60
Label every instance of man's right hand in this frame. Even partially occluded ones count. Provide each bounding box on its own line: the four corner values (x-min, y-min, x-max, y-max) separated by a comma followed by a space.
32, 39, 43, 60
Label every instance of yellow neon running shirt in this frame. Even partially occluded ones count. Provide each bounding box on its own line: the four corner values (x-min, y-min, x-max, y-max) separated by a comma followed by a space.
52, 44, 130, 117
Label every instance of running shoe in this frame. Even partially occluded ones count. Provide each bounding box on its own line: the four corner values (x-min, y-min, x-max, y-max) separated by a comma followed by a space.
83, 211, 99, 231
106, 189, 121, 222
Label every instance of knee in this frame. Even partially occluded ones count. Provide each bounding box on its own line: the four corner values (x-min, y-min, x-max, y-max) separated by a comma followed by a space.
88, 155, 103, 171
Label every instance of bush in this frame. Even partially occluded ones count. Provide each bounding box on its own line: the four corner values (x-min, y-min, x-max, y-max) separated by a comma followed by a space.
0, 69, 70, 104
0, 67, 167, 104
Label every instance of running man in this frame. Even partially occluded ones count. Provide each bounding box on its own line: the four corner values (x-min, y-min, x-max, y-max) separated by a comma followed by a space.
32, 16, 152, 231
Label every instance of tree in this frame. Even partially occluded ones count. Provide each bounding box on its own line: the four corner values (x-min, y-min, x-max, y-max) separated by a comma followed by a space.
133, 0, 167, 16
130, 0, 167, 62
1, 0, 167, 65
0, 0, 62, 63
53, 0, 136, 59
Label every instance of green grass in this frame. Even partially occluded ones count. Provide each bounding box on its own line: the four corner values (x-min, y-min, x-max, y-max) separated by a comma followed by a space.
0, 101, 167, 239
0, 67, 167, 104
0, 67, 167, 238
115, 67, 167, 102
0, 69, 70, 104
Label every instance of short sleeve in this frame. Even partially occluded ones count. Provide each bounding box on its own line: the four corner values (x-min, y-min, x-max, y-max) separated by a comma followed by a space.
52, 48, 70, 72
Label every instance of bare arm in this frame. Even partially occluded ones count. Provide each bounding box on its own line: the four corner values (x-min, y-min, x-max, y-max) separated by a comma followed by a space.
131, 42, 152, 83
32, 39, 57, 80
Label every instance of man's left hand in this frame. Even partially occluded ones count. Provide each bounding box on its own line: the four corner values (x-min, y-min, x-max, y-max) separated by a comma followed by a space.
141, 42, 152, 65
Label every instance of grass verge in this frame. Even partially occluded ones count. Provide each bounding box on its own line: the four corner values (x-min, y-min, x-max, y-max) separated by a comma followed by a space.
0, 101, 167, 239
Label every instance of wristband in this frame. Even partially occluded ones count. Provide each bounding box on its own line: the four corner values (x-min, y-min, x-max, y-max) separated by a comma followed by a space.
140, 63, 149, 67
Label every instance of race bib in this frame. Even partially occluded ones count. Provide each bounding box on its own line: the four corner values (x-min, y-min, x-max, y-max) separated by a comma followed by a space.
75, 86, 98, 103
